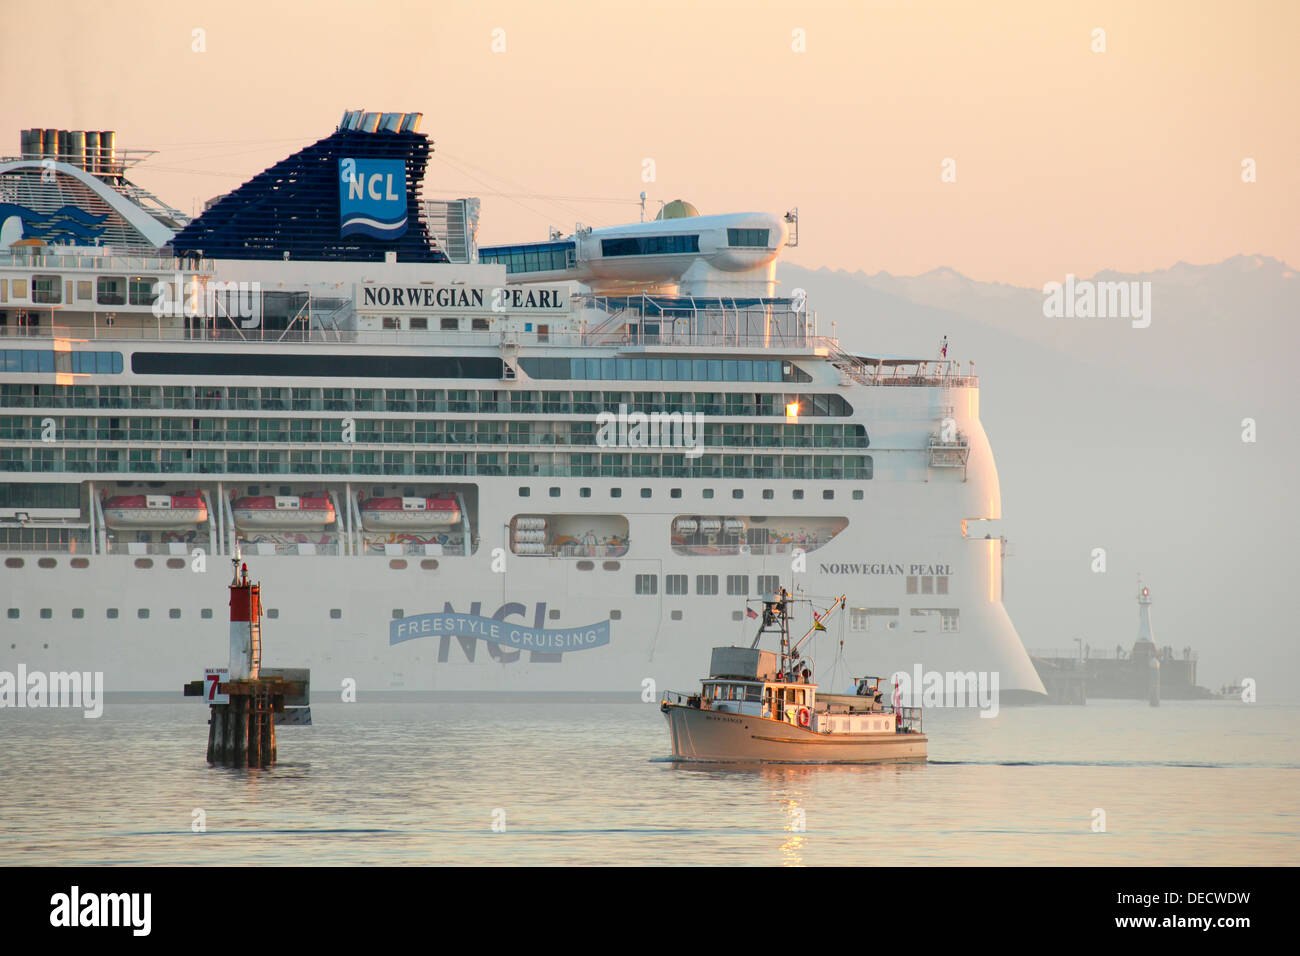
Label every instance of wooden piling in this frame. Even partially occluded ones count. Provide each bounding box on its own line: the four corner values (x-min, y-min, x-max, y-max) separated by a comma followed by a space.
202, 677, 301, 768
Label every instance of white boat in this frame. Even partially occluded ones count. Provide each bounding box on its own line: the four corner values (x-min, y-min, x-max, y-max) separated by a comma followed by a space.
661, 592, 927, 763
231, 494, 335, 531
0, 112, 1047, 698
103, 491, 207, 530
359, 493, 460, 531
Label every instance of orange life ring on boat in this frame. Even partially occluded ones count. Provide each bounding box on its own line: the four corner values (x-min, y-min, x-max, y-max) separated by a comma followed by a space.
797, 707, 810, 728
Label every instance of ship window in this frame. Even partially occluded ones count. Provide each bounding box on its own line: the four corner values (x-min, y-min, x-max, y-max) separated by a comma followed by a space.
906, 576, 918, 594
792, 489, 804, 500
421, 559, 439, 570
727, 228, 769, 247
410, 317, 427, 330
580, 487, 591, 498
40, 608, 52, 618
670, 488, 681, 499
850, 608, 870, 632
267, 609, 279, 619
4, 558, 23, 569
72, 608, 85, 619
921, 576, 934, 594
6, 609, 16, 619
330, 609, 342, 619
577, 561, 594, 571
392, 609, 405, 619
732, 611, 744, 621
128, 277, 158, 306
32, 275, 61, 304
106, 608, 118, 619
603, 561, 621, 571
389, 559, 408, 569
671, 610, 683, 621
823, 490, 834, 500
762, 489, 773, 499
440, 318, 458, 330
134, 558, 153, 569
702, 489, 714, 499
665, 574, 688, 595
726, 575, 748, 596
166, 558, 185, 569
853, 490, 863, 500
732, 489, 743, 499
610, 610, 622, 620
11, 279, 27, 299
169, 608, 181, 619
518, 487, 530, 496
610, 488, 622, 498
549, 487, 560, 497
382, 317, 399, 330
641, 488, 651, 498
635, 574, 658, 595
137, 608, 150, 619
201, 609, 213, 619
757, 575, 781, 597
548, 609, 561, 619
696, 575, 719, 596
937, 576, 948, 594
71, 558, 89, 568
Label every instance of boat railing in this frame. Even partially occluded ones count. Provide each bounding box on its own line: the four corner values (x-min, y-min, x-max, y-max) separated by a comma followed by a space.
661, 690, 701, 708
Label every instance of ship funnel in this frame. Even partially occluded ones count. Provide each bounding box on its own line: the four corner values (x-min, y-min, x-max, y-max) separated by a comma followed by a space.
379, 112, 403, 133
84, 130, 100, 174
358, 112, 380, 133
400, 112, 422, 133
340, 109, 359, 130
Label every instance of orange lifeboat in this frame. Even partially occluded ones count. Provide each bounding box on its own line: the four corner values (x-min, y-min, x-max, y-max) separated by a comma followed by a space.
103, 491, 208, 530
231, 492, 335, 530
359, 492, 460, 531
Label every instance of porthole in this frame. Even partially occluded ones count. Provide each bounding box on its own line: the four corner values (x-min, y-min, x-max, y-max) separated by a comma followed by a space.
576, 561, 594, 571
420, 559, 439, 570
71, 558, 90, 568
4, 558, 24, 569
330, 608, 342, 619
38, 557, 56, 569
72, 608, 85, 619
201, 609, 213, 619
392, 609, 404, 619
671, 610, 683, 621
548, 609, 561, 620
602, 561, 621, 571
40, 608, 52, 619
610, 609, 622, 620
134, 558, 154, 569
166, 558, 185, 569
106, 608, 119, 619
138, 608, 150, 619
267, 608, 279, 619
6, 609, 18, 619
389, 559, 408, 569
169, 608, 181, 619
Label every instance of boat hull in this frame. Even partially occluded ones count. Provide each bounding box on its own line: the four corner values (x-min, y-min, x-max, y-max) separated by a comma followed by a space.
662, 703, 927, 763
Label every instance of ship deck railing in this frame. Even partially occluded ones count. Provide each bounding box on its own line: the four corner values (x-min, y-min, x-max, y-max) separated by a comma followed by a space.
1030, 647, 1197, 662
0, 248, 213, 273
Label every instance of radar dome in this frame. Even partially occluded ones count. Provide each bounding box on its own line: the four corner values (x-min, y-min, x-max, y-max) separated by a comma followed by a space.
655, 199, 699, 220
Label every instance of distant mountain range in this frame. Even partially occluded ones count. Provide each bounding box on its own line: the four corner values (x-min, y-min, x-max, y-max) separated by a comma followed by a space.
777, 257, 1298, 697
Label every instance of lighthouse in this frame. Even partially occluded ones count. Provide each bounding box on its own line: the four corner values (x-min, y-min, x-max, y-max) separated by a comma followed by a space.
1135, 579, 1160, 706
228, 554, 262, 680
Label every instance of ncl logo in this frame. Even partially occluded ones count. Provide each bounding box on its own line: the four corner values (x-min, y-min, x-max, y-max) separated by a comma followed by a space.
339, 157, 407, 239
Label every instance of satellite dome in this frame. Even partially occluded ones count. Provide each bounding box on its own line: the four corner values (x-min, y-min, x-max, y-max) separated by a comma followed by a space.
655, 199, 699, 220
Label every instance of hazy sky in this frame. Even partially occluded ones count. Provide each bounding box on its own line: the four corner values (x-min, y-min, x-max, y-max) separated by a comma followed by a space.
1, 0, 1295, 285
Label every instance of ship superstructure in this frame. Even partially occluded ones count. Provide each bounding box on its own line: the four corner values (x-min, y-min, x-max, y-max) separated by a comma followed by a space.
0, 110, 1046, 698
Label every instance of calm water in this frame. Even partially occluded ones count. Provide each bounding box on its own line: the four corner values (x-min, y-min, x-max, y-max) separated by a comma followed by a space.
1, 696, 1296, 866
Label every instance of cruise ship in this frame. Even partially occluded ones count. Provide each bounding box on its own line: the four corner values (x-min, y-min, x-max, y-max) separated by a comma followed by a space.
0, 111, 1047, 698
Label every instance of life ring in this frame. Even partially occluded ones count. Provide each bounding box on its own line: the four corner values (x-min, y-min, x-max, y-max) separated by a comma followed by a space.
797, 707, 811, 728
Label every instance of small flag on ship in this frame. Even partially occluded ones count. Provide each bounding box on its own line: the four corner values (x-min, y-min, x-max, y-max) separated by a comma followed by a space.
813, 612, 826, 631
746, 607, 759, 619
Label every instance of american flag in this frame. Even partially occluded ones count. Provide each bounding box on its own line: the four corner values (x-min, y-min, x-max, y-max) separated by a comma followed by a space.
746, 607, 759, 619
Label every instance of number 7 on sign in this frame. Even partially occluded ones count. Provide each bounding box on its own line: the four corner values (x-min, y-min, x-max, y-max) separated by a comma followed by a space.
205, 668, 230, 704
